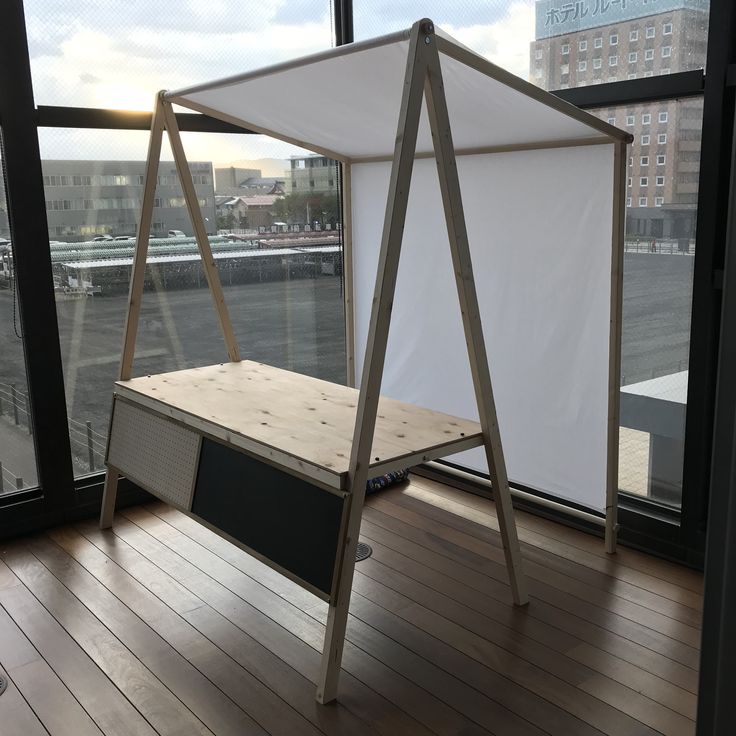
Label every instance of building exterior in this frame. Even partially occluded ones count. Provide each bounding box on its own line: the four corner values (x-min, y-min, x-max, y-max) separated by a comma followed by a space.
214, 167, 285, 197
215, 194, 281, 230
288, 155, 338, 195
531, 0, 709, 239
40, 160, 216, 241
214, 166, 261, 190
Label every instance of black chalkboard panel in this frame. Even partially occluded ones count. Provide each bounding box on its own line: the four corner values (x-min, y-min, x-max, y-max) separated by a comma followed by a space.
192, 438, 345, 597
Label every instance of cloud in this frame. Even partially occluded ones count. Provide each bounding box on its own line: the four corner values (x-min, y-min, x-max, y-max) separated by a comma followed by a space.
25, 1, 332, 109
442, 3, 535, 80
26, 1, 536, 163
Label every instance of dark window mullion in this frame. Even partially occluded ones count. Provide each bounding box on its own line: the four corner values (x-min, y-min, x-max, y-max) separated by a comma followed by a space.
553, 69, 705, 109
36, 106, 253, 134
0, 0, 75, 511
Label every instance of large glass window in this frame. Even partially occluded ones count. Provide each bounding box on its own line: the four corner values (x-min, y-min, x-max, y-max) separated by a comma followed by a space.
591, 96, 702, 509
39, 128, 346, 479
0, 140, 40, 494
354, 1, 709, 84
355, 1, 708, 511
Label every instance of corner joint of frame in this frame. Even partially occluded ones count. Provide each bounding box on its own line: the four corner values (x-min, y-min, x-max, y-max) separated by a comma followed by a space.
418, 18, 435, 36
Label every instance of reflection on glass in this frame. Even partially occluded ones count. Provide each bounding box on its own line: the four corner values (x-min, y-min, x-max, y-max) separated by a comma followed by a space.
39, 129, 346, 479
588, 98, 701, 509
0, 140, 40, 494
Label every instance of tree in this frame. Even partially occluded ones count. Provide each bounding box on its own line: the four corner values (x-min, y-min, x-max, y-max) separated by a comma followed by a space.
216, 210, 235, 231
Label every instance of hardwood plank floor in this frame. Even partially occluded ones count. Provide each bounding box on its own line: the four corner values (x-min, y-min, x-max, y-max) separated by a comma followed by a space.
0, 477, 702, 736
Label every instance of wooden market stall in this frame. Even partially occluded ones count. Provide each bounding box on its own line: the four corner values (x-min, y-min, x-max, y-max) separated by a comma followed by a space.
101, 18, 630, 704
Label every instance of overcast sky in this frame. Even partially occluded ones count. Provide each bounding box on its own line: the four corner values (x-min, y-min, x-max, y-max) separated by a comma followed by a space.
25, 1, 535, 165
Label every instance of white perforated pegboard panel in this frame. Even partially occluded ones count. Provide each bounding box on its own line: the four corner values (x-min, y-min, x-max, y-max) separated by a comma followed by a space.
108, 399, 200, 510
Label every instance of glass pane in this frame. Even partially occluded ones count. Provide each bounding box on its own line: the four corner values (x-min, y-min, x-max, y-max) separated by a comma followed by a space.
354, 1, 706, 510
355, 1, 709, 85
39, 128, 346, 479
589, 98, 703, 509
530, 0, 709, 90
0, 136, 40, 494
24, 1, 333, 108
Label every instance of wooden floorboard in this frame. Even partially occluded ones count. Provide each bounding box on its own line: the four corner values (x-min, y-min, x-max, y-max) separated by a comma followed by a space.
0, 477, 701, 736
0, 663, 51, 736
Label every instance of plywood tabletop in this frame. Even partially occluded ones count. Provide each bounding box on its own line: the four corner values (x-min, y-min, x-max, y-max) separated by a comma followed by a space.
114, 361, 483, 489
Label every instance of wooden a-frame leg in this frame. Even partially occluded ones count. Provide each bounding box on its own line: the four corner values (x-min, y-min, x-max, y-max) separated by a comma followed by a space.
424, 42, 528, 606
118, 93, 166, 382
316, 19, 431, 704
316, 468, 369, 704
160, 100, 241, 363
101, 94, 166, 530
99, 466, 119, 529
605, 141, 627, 556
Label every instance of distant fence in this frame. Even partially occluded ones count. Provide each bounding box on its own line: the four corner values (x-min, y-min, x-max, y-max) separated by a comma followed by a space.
0, 381, 107, 476
0, 381, 32, 432
68, 417, 107, 473
0, 460, 25, 493
624, 238, 695, 256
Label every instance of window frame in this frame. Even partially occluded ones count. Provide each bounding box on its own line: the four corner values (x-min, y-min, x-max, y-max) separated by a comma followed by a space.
4, 0, 730, 574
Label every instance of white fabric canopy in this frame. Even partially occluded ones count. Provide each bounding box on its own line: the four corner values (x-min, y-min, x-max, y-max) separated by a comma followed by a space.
166, 22, 627, 512
166, 28, 626, 161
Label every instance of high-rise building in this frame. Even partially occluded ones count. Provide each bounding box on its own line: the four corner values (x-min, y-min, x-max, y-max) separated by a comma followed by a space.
531, 0, 709, 239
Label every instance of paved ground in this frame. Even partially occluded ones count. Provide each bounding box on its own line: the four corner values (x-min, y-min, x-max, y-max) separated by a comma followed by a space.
0, 252, 694, 486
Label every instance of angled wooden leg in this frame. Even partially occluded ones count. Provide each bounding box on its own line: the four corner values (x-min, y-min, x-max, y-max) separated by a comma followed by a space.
316, 19, 432, 704
118, 93, 165, 382
160, 100, 241, 363
424, 42, 528, 605
316, 468, 369, 704
99, 466, 119, 529
605, 141, 627, 556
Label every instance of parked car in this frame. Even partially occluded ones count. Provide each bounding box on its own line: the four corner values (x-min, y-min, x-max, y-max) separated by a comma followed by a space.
93, 234, 113, 241
168, 229, 186, 238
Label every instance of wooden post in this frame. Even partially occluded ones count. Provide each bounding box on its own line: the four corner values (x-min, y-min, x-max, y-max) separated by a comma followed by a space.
11, 384, 19, 425
605, 140, 627, 554
86, 420, 95, 472
99, 463, 119, 529
119, 93, 166, 382
342, 163, 356, 387
101, 93, 166, 529
316, 19, 431, 705
424, 37, 529, 606
160, 100, 241, 363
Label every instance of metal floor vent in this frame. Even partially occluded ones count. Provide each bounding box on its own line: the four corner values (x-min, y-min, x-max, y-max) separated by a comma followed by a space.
0, 674, 7, 696
355, 542, 373, 562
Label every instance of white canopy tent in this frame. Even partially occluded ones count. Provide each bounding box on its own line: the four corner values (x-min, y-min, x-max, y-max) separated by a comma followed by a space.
101, 19, 631, 704
170, 22, 630, 516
